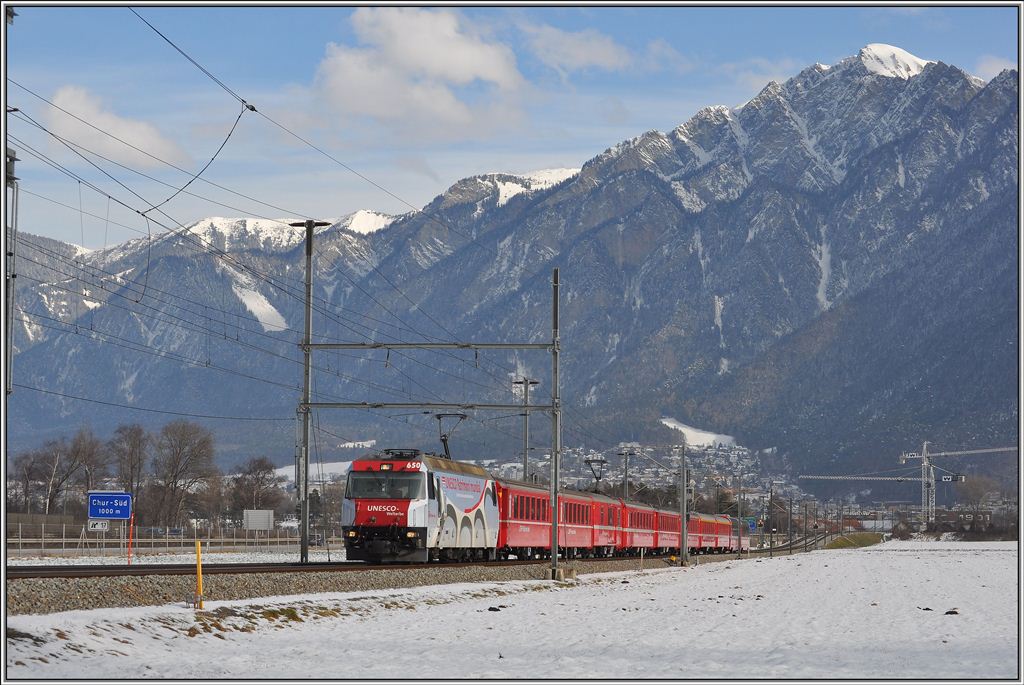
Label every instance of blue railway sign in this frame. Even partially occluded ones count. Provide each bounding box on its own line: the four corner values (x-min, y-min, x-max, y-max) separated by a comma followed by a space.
88, 492, 133, 520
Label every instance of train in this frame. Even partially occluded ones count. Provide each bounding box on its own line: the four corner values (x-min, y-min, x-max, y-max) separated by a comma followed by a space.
341, 448, 751, 563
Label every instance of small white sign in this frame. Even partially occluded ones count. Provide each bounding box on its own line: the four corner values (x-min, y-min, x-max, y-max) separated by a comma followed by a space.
87, 519, 109, 532
243, 509, 274, 531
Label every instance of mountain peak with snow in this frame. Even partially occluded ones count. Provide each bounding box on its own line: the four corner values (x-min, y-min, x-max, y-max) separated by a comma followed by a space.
856, 44, 933, 79
338, 209, 396, 235
481, 168, 581, 206
182, 217, 309, 251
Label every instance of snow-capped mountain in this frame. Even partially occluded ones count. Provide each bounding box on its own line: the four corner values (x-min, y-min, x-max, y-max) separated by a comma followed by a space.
9, 46, 1017, 486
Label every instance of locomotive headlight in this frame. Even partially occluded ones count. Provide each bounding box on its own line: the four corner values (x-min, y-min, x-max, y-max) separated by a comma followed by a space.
379, 463, 392, 471
347, 530, 358, 538
405, 531, 418, 538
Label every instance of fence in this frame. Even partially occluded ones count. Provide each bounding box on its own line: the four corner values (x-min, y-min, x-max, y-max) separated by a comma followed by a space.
6, 523, 341, 558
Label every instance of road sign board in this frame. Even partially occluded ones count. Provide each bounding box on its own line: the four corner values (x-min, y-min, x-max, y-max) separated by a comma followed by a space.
243, 509, 274, 531
88, 492, 133, 520
87, 519, 109, 532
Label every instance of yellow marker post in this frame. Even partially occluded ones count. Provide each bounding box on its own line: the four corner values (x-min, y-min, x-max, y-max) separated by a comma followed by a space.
195, 539, 204, 610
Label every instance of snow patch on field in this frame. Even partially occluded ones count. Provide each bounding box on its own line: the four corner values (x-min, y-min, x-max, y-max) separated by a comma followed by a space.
5, 542, 1017, 679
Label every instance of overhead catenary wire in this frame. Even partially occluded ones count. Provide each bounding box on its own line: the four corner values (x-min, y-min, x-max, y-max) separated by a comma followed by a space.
13, 43, 559, 437
18, 245, 530, 445
9, 78, 304, 217
13, 382, 293, 421
142, 103, 247, 215
11, 125, 516, 390
118, 13, 513, 348
16, 266, 423, 401
128, 8, 254, 109
11, 93, 526, 397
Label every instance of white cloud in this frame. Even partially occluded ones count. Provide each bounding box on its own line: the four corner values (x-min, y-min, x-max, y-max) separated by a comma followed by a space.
974, 55, 1017, 81
520, 23, 632, 76
44, 85, 190, 167
718, 57, 803, 95
314, 8, 523, 140
350, 8, 522, 90
44, 86, 188, 169
641, 39, 695, 74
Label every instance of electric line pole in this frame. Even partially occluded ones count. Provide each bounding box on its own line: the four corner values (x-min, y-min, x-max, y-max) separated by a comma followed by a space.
677, 443, 688, 566
736, 475, 743, 558
788, 496, 793, 552
293, 219, 329, 563
513, 377, 538, 481
296, 269, 563, 578
618, 447, 637, 500
549, 268, 561, 580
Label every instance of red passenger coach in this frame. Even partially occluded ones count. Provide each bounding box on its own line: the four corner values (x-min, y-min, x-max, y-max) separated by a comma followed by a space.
496, 480, 550, 559
622, 501, 658, 552
588, 493, 621, 557
656, 510, 682, 553
686, 512, 739, 554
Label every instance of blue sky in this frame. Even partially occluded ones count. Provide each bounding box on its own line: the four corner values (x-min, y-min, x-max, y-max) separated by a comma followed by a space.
5, 5, 1018, 247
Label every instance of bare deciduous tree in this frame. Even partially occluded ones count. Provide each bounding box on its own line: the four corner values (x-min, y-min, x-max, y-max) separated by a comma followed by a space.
108, 424, 150, 496
70, 427, 108, 493
35, 438, 82, 514
151, 421, 216, 526
229, 456, 286, 522
10, 450, 43, 513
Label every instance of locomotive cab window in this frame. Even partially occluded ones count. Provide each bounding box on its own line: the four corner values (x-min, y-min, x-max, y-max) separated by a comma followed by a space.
345, 471, 425, 500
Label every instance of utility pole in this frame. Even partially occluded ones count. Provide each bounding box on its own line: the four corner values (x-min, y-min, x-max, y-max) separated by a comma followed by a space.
736, 475, 743, 558
292, 219, 329, 563
618, 447, 636, 500
512, 377, 538, 481
549, 268, 561, 580
300, 269, 562, 575
788, 497, 793, 552
768, 482, 775, 558
4, 8, 18, 486
803, 501, 809, 552
5, 147, 18, 398
677, 444, 688, 566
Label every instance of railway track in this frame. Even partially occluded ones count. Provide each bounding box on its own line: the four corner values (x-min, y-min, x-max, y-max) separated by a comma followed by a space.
5, 552, 713, 580
7, 535, 838, 580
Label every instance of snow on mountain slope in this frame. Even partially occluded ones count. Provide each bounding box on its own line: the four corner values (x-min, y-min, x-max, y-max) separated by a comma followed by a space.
856, 43, 933, 79
487, 168, 581, 206
519, 168, 581, 187
660, 417, 736, 447
184, 217, 308, 251
338, 210, 396, 235
226, 267, 288, 332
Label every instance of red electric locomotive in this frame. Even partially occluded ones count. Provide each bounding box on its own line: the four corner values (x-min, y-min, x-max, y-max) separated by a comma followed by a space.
342, 448, 751, 563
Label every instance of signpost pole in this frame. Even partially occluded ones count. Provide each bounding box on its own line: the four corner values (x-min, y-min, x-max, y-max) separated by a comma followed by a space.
128, 513, 135, 565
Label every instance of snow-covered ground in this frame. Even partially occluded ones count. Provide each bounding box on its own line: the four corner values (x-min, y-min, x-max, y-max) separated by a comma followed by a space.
6, 540, 1016, 679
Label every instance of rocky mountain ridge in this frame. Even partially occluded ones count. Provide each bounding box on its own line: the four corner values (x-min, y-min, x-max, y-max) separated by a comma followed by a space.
9, 45, 1017, 490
